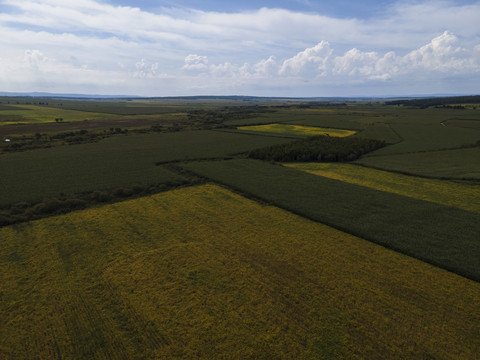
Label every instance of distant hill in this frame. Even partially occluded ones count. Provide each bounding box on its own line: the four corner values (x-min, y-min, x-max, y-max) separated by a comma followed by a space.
0, 91, 477, 103
0, 91, 138, 99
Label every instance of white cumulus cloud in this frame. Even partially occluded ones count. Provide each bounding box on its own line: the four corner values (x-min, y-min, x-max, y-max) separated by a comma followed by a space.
280, 41, 333, 76
401, 31, 473, 72
182, 54, 209, 71
0, 0, 479, 96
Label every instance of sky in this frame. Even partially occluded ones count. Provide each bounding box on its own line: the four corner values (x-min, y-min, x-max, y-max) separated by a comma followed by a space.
0, 0, 480, 97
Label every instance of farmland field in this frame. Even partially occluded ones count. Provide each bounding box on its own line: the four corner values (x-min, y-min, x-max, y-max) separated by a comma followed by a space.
0, 130, 291, 205
285, 162, 480, 213
237, 124, 357, 137
357, 147, 480, 179
1, 184, 479, 359
2, 96, 480, 359
364, 122, 480, 156
181, 159, 480, 281
353, 122, 403, 143
445, 118, 480, 129
0, 104, 114, 125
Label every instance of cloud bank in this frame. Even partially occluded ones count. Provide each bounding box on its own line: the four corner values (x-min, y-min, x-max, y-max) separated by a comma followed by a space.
0, 0, 479, 96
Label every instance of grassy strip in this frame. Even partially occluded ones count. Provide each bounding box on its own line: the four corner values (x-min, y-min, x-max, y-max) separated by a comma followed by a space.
180, 159, 480, 282
1, 184, 479, 359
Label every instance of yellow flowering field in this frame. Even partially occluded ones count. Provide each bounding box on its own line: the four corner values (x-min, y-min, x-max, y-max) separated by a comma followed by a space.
237, 123, 356, 137
286, 162, 480, 213
0, 184, 479, 359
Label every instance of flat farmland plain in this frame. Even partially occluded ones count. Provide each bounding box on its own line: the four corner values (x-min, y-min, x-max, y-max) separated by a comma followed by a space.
1, 184, 479, 359
181, 159, 480, 282
2, 97, 480, 359
0, 104, 114, 125
0, 130, 291, 206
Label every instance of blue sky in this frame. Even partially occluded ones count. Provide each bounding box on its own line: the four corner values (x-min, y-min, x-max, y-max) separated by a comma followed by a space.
111, 0, 397, 18
1, 0, 479, 97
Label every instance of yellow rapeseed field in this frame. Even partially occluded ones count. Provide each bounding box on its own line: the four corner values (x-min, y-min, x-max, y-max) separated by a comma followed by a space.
237, 123, 356, 137
286, 162, 480, 214
0, 184, 479, 359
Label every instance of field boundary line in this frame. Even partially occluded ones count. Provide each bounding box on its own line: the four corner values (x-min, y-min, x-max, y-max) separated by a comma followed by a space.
351, 162, 480, 183
179, 159, 480, 283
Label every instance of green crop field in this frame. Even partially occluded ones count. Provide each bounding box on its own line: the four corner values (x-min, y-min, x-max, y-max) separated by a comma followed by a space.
353, 122, 403, 143
181, 159, 480, 282
365, 122, 480, 156
357, 147, 480, 179
445, 118, 480, 129
1, 184, 479, 359
0, 130, 292, 206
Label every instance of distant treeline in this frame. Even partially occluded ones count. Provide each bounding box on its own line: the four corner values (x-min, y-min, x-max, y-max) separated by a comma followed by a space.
1, 128, 129, 153
187, 106, 273, 125
248, 135, 385, 162
385, 95, 480, 108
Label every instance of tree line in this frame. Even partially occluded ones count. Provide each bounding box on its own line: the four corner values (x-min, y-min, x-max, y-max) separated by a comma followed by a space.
248, 135, 386, 162
385, 95, 480, 108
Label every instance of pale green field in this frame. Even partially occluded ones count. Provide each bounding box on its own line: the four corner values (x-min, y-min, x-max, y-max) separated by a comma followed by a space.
285, 162, 480, 213
237, 123, 357, 137
0, 105, 114, 125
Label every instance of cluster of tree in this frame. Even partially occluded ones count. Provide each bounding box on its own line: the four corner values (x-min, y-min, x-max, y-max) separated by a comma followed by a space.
291, 102, 348, 109
0, 179, 191, 227
187, 106, 272, 126
54, 129, 115, 144
385, 95, 480, 108
434, 105, 471, 110
2, 128, 132, 153
2, 135, 53, 152
248, 135, 386, 162
0, 197, 87, 226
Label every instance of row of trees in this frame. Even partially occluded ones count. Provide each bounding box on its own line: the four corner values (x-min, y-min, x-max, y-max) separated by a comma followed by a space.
0, 180, 190, 227
385, 95, 480, 108
187, 106, 272, 126
248, 135, 386, 162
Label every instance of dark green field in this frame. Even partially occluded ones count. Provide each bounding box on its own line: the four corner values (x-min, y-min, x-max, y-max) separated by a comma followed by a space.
357, 147, 480, 179
0, 130, 291, 206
